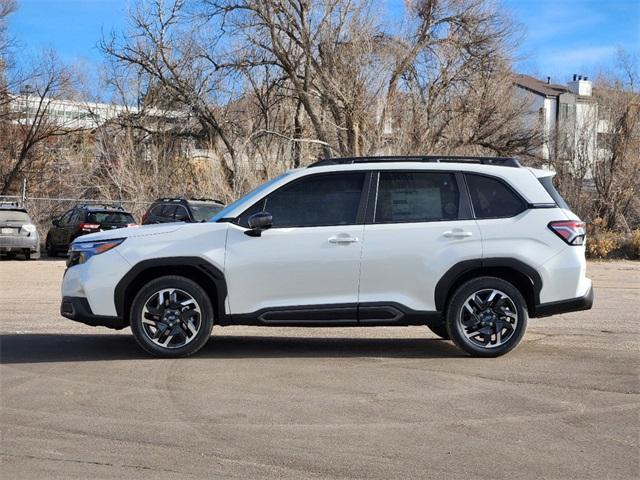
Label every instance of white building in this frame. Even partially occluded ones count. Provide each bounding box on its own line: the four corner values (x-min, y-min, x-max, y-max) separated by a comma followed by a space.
8, 94, 138, 129
515, 74, 603, 164
8, 93, 182, 130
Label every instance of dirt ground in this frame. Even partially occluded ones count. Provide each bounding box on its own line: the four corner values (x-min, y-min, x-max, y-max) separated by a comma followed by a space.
1, 258, 638, 479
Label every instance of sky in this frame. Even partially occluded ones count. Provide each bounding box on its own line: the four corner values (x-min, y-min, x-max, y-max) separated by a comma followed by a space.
8, 0, 640, 86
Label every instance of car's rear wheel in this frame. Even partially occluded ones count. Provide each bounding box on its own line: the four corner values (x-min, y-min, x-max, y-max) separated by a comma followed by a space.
446, 276, 527, 357
130, 276, 214, 358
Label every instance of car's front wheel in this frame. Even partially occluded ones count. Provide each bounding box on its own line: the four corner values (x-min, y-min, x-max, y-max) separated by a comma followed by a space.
130, 276, 214, 358
446, 276, 528, 357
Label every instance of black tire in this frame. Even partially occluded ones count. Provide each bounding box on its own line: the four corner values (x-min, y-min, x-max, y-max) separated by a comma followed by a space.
427, 321, 450, 340
45, 236, 56, 257
130, 275, 214, 358
446, 276, 528, 357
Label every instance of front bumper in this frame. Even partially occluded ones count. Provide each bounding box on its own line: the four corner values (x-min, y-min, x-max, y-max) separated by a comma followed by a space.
534, 284, 594, 317
60, 296, 127, 329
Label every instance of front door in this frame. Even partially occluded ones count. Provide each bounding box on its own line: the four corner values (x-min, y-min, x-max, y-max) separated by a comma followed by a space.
224, 172, 369, 323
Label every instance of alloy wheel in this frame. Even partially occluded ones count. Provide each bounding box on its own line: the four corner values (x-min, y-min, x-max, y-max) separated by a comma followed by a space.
140, 288, 202, 349
458, 288, 518, 349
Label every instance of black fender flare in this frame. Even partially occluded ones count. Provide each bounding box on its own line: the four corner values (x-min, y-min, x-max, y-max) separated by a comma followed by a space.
434, 258, 543, 312
114, 256, 227, 321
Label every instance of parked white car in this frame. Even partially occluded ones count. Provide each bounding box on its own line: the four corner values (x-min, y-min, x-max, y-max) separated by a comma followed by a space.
60, 156, 592, 357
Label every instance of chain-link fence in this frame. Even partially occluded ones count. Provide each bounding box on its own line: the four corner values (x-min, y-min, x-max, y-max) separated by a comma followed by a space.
0, 195, 152, 245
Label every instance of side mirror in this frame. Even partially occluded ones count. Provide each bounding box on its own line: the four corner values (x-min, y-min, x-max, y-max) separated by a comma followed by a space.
245, 212, 273, 237
52, 218, 59, 227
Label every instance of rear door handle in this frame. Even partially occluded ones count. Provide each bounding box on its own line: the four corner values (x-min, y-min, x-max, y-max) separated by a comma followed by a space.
328, 235, 359, 244
443, 230, 473, 238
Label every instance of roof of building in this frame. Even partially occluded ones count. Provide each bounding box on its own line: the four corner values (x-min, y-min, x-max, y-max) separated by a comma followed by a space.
514, 74, 570, 98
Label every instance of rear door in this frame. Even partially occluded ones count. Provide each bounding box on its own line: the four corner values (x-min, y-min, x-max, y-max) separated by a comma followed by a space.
358, 170, 482, 319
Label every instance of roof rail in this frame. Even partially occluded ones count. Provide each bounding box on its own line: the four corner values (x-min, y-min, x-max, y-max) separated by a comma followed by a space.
190, 198, 225, 204
154, 197, 187, 203
308, 155, 521, 168
155, 197, 225, 204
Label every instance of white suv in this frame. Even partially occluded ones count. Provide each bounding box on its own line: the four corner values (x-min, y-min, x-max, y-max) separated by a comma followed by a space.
60, 156, 593, 358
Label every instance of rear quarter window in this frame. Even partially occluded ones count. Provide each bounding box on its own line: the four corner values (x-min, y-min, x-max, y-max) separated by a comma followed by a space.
465, 174, 526, 219
538, 176, 570, 210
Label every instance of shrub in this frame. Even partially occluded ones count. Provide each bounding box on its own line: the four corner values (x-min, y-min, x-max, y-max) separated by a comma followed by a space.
627, 229, 640, 259
586, 230, 621, 259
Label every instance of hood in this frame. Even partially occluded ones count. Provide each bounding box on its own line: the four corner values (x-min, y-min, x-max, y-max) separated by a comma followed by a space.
73, 222, 187, 243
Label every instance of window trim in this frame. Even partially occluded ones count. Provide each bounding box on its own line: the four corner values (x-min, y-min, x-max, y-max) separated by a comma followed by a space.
366, 170, 473, 225
234, 171, 373, 229
462, 172, 528, 220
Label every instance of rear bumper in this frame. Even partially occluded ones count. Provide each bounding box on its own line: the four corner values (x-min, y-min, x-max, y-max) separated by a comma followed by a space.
0, 235, 39, 251
60, 296, 127, 329
534, 284, 593, 318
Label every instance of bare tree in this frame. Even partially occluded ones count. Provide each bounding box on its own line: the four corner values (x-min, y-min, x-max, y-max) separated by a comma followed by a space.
100, 0, 245, 192
0, 51, 82, 194
0, 0, 17, 108
591, 68, 640, 230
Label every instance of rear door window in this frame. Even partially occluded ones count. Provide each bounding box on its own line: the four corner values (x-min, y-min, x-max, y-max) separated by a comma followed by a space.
374, 172, 460, 223
465, 174, 526, 219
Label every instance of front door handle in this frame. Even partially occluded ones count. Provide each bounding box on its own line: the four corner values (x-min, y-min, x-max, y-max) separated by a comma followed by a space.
328, 234, 359, 244
443, 230, 473, 238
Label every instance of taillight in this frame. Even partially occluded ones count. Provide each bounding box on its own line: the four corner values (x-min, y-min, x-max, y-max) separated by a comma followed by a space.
79, 223, 100, 232
141, 212, 148, 223
548, 220, 586, 246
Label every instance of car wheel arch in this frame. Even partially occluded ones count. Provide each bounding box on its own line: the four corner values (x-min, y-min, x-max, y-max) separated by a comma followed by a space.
435, 258, 541, 316
114, 257, 227, 324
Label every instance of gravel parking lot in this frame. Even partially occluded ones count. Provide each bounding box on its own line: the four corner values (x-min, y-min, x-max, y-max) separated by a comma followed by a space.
1, 259, 638, 479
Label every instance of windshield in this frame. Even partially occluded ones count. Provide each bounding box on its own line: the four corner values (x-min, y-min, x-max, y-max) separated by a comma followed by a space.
87, 211, 135, 224
190, 202, 224, 222
0, 210, 31, 223
210, 172, 293, 222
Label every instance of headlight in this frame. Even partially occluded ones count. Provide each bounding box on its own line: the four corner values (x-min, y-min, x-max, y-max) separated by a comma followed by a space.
68, 238, 125, 267
21, 224, 37, 235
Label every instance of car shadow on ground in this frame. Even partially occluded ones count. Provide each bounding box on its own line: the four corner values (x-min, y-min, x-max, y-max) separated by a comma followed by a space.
0, 333, 464, 364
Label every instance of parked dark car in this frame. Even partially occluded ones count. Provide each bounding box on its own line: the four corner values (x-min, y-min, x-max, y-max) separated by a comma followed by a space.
0, 202, 40, 260
46, 204, 136, 257
141, 198, 224, 225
